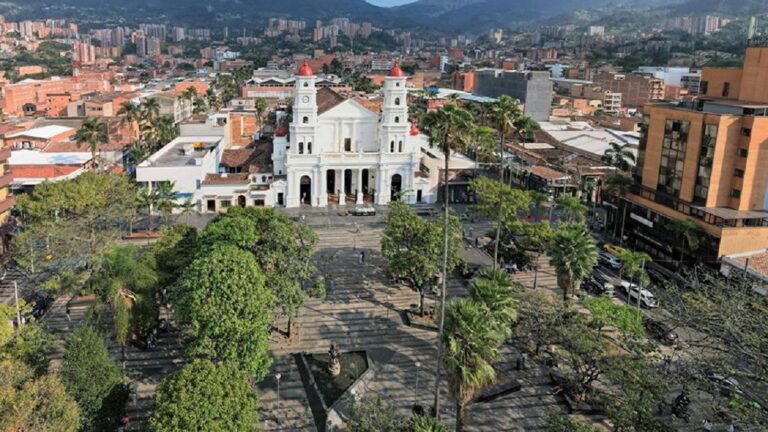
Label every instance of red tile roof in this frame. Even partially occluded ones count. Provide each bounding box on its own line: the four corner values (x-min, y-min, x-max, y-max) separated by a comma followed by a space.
12, 164, 82, 179
203, 173, 250, 185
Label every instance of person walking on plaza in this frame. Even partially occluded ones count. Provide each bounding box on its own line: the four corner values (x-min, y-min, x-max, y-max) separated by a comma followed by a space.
359, 251, 366, 265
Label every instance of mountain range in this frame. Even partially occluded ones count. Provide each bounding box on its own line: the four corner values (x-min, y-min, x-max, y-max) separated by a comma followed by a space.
1, 0, 764, 32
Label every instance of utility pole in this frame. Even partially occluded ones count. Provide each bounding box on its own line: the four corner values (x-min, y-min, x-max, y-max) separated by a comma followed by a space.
14, 281, 21, 326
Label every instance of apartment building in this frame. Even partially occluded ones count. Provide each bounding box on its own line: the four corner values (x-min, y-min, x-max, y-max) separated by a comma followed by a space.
594, 71, 665, 108
616, 42, 768, 264
472, 69, 554, 121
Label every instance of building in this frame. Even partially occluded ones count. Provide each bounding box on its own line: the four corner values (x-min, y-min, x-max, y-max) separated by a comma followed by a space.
472, 69, 554, 121
616, 42, 768, 265
275, 61, 425, 208
73, 41, 96, 65
588, 26, 605, 37
594, 71, 665, 108
135, 62, 453, 213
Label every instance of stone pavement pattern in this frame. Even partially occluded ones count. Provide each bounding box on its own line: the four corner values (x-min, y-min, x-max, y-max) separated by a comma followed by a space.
257, 223, 571, 431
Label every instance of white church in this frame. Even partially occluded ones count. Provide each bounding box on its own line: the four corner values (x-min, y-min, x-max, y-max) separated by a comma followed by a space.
271, 60, 427, 208
137, 61, 477, 213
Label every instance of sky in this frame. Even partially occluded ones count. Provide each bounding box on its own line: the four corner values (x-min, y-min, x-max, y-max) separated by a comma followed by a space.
366, 0, 417, 6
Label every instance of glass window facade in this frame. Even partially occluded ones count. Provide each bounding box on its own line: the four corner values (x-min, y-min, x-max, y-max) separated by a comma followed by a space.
657, 120, 690, 198
693, 124, 718, 205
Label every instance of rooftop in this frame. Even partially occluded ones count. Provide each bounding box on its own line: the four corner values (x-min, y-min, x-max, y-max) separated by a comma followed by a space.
10, 150, 92, 165
143, 136, 222, 168
7, 125, 74, 140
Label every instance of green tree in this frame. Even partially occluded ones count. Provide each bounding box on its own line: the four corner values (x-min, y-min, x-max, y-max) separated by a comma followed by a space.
381, 201, 462, 316
582, 296, 644, 337
469, 176, 531, 224
146, 225, 197, 287
153, 181, 177, 223
421, 102, 475, 417
0, 359, 81, 432
74, 117, 108, 169
117, 101, 142, 142
555, 194, 587, 223
513, 290, 562, 357
347, 397, 407, 432
174, 244, 273, 378
548, 223, 598, 303
618, 249, 652, 302
1, 324, 54, 376
603, 356, 672, 432
528, 190, 549, 222
150, 359, 259, 432
666, 218, 702, 267
60, 326, 122, 426
198, 208, 319, 337
255, 97, 268, 136
442, 298, 504, 432
180, 86, 198, 102
544, 415, 601, 432
602, 142, 636, 172
552, 314, 609, 401
467, 268, 518, 333
488, 95, 539, 265
192, 97, 207, 115
12, 172, 137, 287
604, 174, 633, 246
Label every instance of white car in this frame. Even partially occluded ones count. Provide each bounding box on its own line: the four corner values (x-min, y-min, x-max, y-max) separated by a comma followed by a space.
620, 282, 659, 308
599, 252, 622, 270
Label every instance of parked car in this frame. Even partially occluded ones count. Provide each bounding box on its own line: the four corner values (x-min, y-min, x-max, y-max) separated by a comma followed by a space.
599, 251, 622, 270
350, 205, 376, 216
584, 275, 615, 296
621, 282, 659, 308
643, 317, 678, 345
707, 374, 744, 397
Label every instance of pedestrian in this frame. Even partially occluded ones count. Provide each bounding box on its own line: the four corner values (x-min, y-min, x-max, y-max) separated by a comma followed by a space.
65, 304, 71, 322
359, 251, 366, 264
475, 237, 479, 248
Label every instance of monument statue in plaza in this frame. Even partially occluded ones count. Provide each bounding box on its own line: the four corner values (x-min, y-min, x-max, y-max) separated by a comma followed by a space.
328, 342, 341, 377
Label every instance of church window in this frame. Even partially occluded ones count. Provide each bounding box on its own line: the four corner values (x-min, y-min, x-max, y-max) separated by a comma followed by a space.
394, 97, 401, 106
303, 82, 309, 87
299, 142, 304, 154
395, 116, 400, 123
307, 142, 312, 154
344, 138, 352, 152
398, 141, 403, 152
302, 116, 309, 124
390, 141, 395, 152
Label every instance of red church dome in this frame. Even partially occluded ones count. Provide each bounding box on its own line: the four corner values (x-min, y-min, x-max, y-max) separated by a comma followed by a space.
298, 60, 314, 77
390, 60, 405, 77
410, 122, 420, 136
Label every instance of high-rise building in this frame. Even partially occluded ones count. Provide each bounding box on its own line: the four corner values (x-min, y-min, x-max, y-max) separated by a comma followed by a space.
140, 23, 167, 41
615, 42, 768, 263
146, 36, 161, 56
73, 41, 96, 65
472, 69, 554, 121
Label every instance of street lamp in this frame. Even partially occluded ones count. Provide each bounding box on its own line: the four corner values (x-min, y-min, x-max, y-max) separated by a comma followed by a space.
414, 361, 422, 408
275, 373, 282, 409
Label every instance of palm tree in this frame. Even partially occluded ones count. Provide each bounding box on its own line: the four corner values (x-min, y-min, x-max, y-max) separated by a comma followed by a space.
255, 97, 268, 138
153, 115, 178, 148
667, 218, 702, 268
548, 223, 598, 303
206, 88, 222, 111
604, 175, 633, 246
117, 101, 142, 142
137, 186, 156, 232
177, 197, 198, 224
141, 97, 161, 122
618, 249, 652, 306
468, 268, 518, 333
488, 95, 522, 268
192, 97, 207, 115
180, 86, 198, 102
74, 117, 108, 169
602, 142, 636, 173
471, 125, 497, 179
421, 102, 474, 419
528, 191, 548, 222
442, 298, 503, 432
153, 181, 177, 223
555, 194, 587, 222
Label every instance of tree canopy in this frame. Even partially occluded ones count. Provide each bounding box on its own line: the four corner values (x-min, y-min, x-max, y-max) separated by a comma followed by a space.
174, 243, 274, 379
59, 326, 122, 427
150, 359, 259, 432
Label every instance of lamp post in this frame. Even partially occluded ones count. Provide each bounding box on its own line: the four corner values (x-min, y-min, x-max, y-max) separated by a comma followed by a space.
414, 361, 422, 408
275, 373, 282, 409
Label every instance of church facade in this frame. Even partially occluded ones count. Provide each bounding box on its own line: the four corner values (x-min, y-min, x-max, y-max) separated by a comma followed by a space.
271, 60, 426, 208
